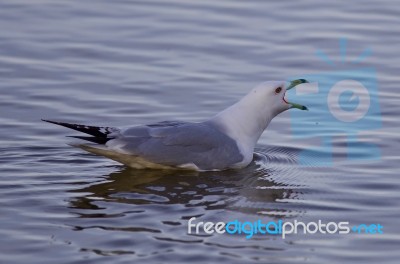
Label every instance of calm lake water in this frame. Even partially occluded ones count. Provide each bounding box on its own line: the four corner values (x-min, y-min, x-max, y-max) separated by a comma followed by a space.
0, 0, 399, 263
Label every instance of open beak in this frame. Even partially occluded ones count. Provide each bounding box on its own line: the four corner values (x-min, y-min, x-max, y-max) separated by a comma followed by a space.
284, 79, 309, 111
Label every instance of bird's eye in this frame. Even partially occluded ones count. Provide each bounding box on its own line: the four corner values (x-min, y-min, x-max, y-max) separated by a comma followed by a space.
275, 87, 282, 94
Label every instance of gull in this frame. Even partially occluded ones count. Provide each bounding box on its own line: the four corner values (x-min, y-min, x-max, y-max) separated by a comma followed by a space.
43, 79, 308, 171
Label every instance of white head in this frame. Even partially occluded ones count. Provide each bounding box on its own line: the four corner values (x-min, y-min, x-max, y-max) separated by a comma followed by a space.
235, 80, 308, 122
247, 81, 290, 118
210, 79, 308, 157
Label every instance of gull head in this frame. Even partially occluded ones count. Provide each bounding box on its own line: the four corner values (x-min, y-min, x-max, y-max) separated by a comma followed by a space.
209, 79, 309, 155
249, 79, 309, 118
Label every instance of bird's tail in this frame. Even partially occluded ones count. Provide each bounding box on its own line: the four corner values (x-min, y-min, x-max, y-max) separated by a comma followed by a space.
42, 119, 118, 144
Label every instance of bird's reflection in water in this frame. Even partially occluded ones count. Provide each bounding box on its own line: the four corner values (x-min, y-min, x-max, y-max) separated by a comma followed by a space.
68, 150, 304, 217
65, 150, 305, 257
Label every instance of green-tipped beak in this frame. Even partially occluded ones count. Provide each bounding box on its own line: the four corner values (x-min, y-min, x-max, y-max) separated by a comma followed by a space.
287, 79, 308, 90
285, 79, 309, 111
289, 102, 308, 111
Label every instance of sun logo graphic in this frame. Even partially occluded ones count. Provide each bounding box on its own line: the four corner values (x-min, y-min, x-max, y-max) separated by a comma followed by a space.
287, 38, 382, 166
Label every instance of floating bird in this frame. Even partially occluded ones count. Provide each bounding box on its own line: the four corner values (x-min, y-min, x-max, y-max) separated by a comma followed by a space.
43, 79, 308, 171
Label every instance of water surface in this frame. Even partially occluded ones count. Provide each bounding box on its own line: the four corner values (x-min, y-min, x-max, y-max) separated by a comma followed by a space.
0, 0, 399, 263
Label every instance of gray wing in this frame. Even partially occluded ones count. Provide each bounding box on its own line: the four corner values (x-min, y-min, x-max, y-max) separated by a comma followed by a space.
106, 121, 243, 170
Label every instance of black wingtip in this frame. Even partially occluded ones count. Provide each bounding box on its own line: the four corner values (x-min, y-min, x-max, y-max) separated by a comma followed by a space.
42, 119, 59, 125
42, 119, 74, 128
41, 118, 117, 142
43, 118, 114, 144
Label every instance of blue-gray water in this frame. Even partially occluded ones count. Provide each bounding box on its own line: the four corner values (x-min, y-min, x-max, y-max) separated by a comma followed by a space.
0, 1, 399, 263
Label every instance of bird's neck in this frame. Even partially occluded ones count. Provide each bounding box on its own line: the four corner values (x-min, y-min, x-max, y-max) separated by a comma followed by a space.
208, 95, 273, 153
